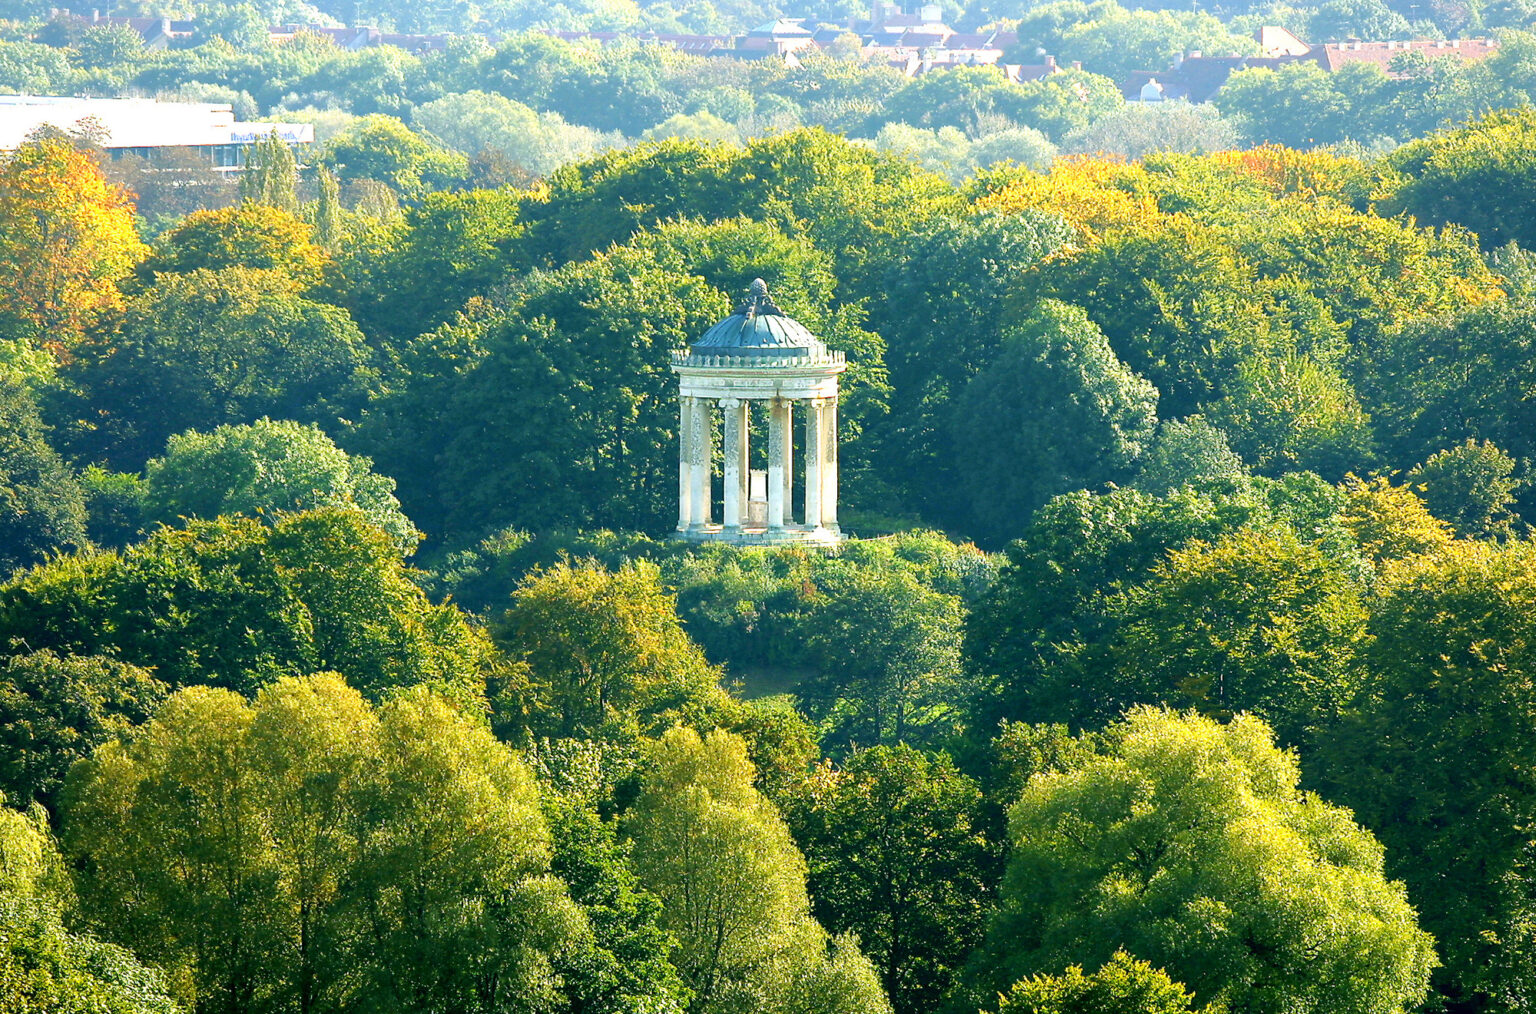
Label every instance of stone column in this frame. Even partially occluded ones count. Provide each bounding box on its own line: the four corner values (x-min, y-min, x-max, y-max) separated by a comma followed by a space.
722, 398, 747, 532
767, 399, 788, 530
677, 396, 693, 532
821, 397, 838, 530
689, 398, 711, 530
781, 401, 794, 520
804, 398, 823, 530
737, 400, 751, 524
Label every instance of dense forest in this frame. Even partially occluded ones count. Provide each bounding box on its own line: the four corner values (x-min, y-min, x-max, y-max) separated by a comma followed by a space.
6, 0, 1536, 1010
4, 0, 1536, 191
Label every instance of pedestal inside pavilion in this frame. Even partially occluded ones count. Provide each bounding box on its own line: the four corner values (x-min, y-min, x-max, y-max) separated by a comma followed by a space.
672, 279, 846, 547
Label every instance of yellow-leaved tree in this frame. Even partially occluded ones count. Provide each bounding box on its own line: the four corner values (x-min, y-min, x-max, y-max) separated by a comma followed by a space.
0, 137, 146, 350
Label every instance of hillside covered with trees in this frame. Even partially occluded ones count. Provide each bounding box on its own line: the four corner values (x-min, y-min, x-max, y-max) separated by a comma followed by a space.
6, 1, 1536, 1009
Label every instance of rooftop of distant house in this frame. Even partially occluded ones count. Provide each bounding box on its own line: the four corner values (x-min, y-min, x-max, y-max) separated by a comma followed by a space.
1123, 25, 1500, 102
45, 5, 1061, 80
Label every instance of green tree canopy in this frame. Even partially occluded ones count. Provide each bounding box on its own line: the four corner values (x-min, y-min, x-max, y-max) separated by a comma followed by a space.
962, 475, 1359, 732
1096, 524, 1368, 748
1407, 439, 1526, 537
143, 418, 420, 555
626, 726, 891, 1014
321, 114, 469, 201
238, 130, 299, 214
784, 745, 993, 1014
330, 186, 524, 344
0, 649, 166, 810
958, 707, 1436, 1014
366, 246, 724, 538
60, 266, 375, 471
62, 675, 587, 1014
139, 203, 325, 290
1367, 300, 1536, 487
0, 803, 179, 1014
952, 299, 1159, 546
989, 951, 1212, 1014
797, 568, 968, 751
1131, 416, 1248, 496
521, 130, 956, 292
493, 560, 727, 743
1028, 219, 1288, 419
1206, 352, 1374, 479
0, 378, 87, 577
0, 507, 489, 704
869, 207, 1075, 522
1318, 540, 1536, 1011
1380, 107, 1536, 251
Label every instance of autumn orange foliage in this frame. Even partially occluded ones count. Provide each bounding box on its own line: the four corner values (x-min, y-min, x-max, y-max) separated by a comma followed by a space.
974, 156, 1165, 246
0, 138, 146, 348
1202, 145, 1375, 205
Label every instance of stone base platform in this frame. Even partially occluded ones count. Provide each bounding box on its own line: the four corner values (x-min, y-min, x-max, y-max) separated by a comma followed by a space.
675, 523, 843, 547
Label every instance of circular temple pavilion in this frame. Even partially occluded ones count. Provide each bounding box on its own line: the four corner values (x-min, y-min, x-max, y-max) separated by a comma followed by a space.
672, 279, 846, 546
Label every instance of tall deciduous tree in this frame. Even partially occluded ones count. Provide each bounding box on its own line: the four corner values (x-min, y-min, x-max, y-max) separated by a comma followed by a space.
321, 114, 468, 201
385, 244, 725, 537
626, 726, 891, 1014
0, 803, 178, 1014
1318, 541, 1536, 1012
60, 266, 373, 470
1207, 353, 1373, 479
62, 675, 587, 1014
0, 508, 490, 704
0, 378, 87, 576
0, 136, 145, 347
493, 560, 727, 742
0, 649, 166, 811
1368, 300, 1536, 484
333, 187, 523, 344
1028, 219, 1284, 419
1097, 525, 1368, 748
1379, 107, 1536, 251
143, 418, 420, 555
1131, 416, 1247, 496
798, 569, 968, 751
961, 477, 1358, 733
956, 707, 1436, 1014
869, 208, 1075, 522
784, 746, 993, 1014
1408, 439, 1526, 537
140, 203, 326, 290
952, 299, 1158, 546
239, 131, 299, 214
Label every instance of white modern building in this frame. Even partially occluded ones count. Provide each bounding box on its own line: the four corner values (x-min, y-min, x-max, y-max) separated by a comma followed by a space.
0, 95, 312, 167
673, 279, 846, 547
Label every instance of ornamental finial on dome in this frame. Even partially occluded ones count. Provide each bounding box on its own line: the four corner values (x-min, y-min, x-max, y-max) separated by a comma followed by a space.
741, 278, 781, 318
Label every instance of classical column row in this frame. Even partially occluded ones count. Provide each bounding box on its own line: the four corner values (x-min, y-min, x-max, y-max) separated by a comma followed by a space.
677, 396, 837, 534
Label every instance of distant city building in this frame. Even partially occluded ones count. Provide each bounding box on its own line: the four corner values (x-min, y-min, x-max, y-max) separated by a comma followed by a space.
55, 10, 196, 48
55, 5, 1058, 83
0, 95, 313, 168
1316, 36, 1500, 72
1122, 27, 1501, 102
546, 7, 1054, 78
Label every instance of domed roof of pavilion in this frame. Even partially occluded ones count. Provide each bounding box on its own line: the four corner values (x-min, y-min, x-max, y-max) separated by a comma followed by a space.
691, 279, 827, 359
